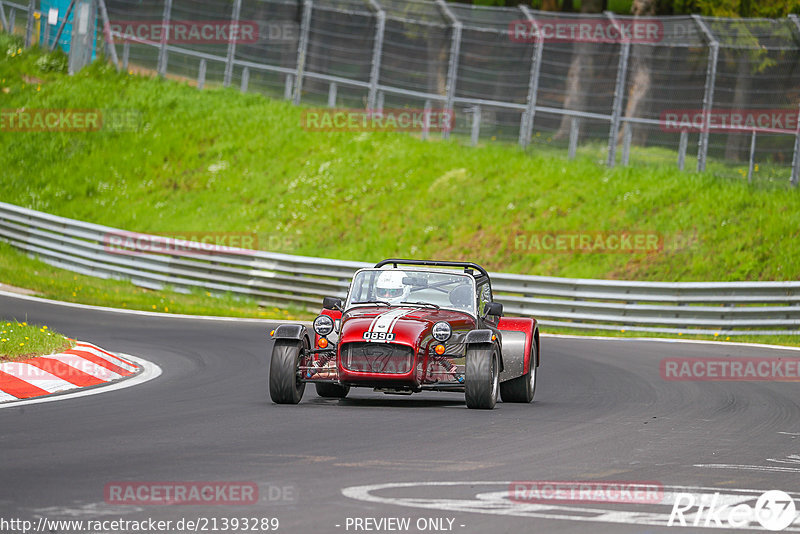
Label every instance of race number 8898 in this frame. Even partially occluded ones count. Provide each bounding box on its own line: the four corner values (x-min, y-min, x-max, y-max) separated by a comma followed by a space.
363, 331, 395, 341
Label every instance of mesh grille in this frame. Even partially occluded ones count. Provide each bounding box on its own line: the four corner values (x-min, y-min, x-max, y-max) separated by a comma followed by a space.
341, 342, 414, 374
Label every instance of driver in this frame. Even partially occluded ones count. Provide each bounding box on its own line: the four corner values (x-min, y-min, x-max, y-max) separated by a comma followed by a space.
375, 270, 410, 305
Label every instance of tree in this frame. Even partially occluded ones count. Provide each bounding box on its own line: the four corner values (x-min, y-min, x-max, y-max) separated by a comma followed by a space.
553, 0, 607, 140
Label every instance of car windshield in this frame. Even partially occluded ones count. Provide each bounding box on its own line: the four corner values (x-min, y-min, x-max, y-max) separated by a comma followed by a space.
346, 269, 476, 314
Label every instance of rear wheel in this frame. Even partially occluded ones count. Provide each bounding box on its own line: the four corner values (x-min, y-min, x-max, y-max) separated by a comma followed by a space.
465, 343, 498, 409
500, 340, 537, 403
269, 339, 307, 404
315, 382, 350, 398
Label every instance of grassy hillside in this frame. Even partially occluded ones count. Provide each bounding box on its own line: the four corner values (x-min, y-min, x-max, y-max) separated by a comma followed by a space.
1, 32, 799, 286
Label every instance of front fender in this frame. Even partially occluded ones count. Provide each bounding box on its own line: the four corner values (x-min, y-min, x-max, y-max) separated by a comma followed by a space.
465, 329, 503, 373
272, 324, 308, 344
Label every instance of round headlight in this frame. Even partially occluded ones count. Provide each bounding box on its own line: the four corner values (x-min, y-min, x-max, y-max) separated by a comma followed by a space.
313, 315, 334, 337
432, 321, 452, 342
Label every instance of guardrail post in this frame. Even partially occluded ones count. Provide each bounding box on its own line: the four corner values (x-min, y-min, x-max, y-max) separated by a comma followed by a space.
568, 117, 579, 159
437, 0, 461, 140
122, 39, 129, 70
621, 121, 632, 166
470, 105, 481, 146
366, 0, 385, 111
293, 0, 312, 105
223, 0, 242, 87
197, 58, 206, 90
97, 0, 119, 70
327, 82, 337, 107
693, 15, 718, 173
605, 12, 629, 168
678, 129, 688, 171
24, 0, 34, 47
240, 66, 249, 93
284, 74, 293, 100
157, 0, 172, 77
0, 2, 9, 32
791, 103, 800, 187
747, 130, 756, 183
518, 5, 542, 148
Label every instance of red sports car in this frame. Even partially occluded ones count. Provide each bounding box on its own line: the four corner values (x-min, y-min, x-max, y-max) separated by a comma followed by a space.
268, 259, 539, 409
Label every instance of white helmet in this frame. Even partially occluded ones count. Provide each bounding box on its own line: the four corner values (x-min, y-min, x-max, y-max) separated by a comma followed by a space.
376, 270, 410, 304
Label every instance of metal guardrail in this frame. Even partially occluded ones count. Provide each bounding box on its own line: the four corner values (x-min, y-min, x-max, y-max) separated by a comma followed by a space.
1, 202, 799, 336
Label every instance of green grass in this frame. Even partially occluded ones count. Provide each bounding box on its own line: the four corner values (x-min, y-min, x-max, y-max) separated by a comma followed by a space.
1, 34, 798, 283
1, 33, 799, 344
0, 319, 74, 362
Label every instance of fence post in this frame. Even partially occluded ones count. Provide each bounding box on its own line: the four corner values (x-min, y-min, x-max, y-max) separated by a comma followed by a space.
97, 0, 119, 70
293, 0, 313, 105
24, 0, 34, 47
376, 90, 384, 112
197, 59, 206, 90
0, 2, 9, 32
366, 0, 385, 111
621, 121, 632, 166
157, 0, 172, 77
10, 9, 16, 35
284, 74, 293, 100
223, 0, 242, 87
791, 103, 800, 187
568, 117, 579, 159
470, 106, 481, 146
693, 15, 718, 173
605, 12, 629, 168
240, 66, 249, 93
122, 39, 129, 70
327, 82, 337, 107
678, 130, 688, 171
518, 5, 542, 148
746, 130, 756, 183
436, 0, 461, 140
421, 99, 432, 140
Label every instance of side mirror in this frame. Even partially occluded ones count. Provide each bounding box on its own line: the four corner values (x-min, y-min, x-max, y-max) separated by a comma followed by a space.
322, 296, 344, 311
485, 301, 503, 317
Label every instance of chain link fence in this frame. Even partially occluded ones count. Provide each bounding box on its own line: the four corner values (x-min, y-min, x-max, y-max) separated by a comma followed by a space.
3, 0, 800, 185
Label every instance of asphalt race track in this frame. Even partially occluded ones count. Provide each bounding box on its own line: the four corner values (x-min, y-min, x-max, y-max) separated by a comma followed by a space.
1, 292, 799, 534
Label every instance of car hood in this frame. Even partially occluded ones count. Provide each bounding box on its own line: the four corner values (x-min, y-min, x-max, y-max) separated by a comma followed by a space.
340, 306, 475, 347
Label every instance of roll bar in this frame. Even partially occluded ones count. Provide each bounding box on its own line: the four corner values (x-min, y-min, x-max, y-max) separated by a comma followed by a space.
374, 258, 490, 280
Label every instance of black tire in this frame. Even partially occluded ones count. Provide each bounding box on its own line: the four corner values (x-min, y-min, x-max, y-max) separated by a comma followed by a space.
500, 340, 537, 403
465, 343, 499, 409
315, 382, 350, 398
269, 339, 306, 404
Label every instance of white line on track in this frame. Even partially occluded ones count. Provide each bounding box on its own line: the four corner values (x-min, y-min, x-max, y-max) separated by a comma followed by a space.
0, 353, 161, 409
694, 464, 800, 473
342, 481, 800, 531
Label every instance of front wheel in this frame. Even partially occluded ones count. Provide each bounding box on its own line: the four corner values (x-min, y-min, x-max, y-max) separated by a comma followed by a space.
500, 340, 537, 403
465, 343, 498, 409
269, 339, 306, 404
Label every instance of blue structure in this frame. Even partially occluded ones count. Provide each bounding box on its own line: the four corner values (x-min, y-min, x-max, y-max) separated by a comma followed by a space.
39, 0, 97, 59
